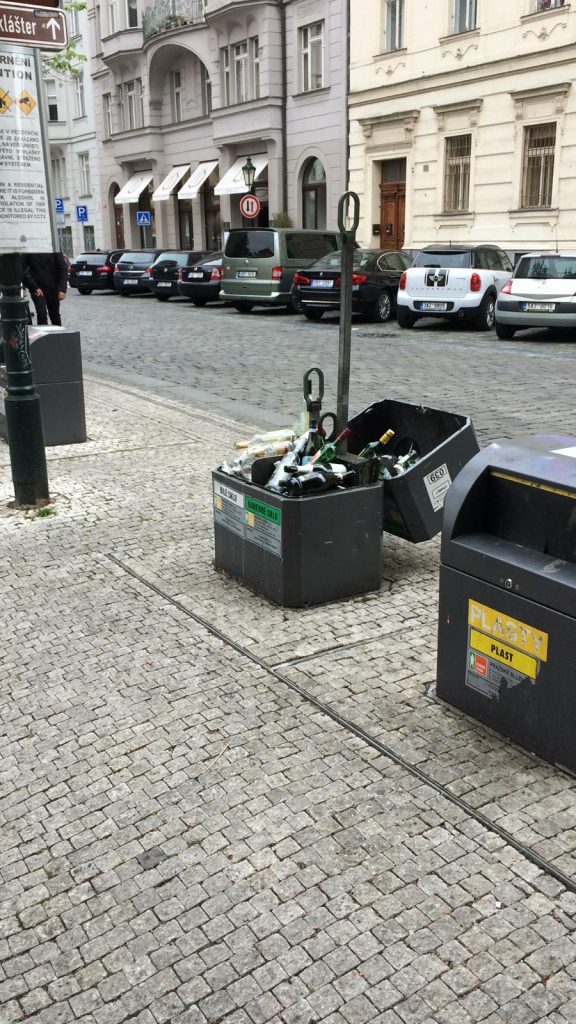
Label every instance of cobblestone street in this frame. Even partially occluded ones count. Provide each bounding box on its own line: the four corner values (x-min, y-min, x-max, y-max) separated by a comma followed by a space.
2, 296, 576, 1023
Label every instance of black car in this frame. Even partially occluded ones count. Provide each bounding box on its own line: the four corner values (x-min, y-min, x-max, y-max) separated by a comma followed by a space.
150, 250, 212, 301
292, 249, 412, 323
177, 252, 222, 305
113, 250, 176, 296
69, 250, 127, 294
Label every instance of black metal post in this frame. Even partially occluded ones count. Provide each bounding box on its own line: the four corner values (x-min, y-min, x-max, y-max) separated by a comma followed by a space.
0, 253, 50, 506
336, 191, 361, 434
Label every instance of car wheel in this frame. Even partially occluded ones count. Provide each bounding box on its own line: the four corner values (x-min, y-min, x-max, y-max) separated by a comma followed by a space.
474, 293, 496, 331
77, 287, 92, 295
396, 307, 418, 328
370, 289, 393, 323
192, 299, 207, 307
495, 322, 516, 340
287, 292, 304, 315
155, 294, 170, 302
232, 302, 254, 313
303, 309, 324, 321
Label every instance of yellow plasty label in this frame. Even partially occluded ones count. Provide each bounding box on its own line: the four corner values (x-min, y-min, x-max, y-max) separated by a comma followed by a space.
468, 600, 548, 661
469, 629, 538, 680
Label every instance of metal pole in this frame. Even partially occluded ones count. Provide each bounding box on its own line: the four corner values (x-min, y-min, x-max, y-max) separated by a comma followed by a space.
0, 253, 50, 506
336, 191, 360, 434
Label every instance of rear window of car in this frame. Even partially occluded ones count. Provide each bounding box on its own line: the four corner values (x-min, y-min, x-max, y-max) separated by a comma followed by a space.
154, 253, 190, 268
225, 231, 276, 259
118, 252, 156, 264
413, 250, 472, 268
74, 253, 108, 265
515, 255, 576, 279
285, 233, 338, 261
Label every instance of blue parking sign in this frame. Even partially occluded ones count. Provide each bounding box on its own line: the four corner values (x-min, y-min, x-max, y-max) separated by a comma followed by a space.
136, 210, 151, 227
55, 197, 64, 214
76, 205, 89, 223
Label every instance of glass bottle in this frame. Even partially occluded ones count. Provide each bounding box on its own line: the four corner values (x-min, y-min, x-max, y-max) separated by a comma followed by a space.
308, 427, 352, 466
359, 429, 395, 459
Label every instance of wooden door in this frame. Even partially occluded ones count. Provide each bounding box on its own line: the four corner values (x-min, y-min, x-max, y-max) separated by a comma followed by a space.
380, 176, 406, 251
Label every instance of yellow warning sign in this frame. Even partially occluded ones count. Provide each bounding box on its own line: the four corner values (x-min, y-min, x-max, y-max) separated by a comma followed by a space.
468, 600, 548, 661
16, 90, 36, 116
0, 89, 13, 115
469, 628, 538, 681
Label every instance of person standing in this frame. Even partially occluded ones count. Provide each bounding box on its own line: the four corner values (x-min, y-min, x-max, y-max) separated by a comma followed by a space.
23, 252, 68, 326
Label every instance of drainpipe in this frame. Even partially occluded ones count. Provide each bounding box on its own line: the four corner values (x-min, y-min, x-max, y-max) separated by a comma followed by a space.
280, 0, 288, 215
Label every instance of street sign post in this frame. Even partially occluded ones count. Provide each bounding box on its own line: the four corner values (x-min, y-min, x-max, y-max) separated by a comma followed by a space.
76, 204, 88, 222
239, 194, 260, 219
136, 210, 151, 227
0, 4, 68, 49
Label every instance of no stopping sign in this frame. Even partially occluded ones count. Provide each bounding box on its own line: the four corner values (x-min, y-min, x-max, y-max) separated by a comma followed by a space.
240, 194, 261, 219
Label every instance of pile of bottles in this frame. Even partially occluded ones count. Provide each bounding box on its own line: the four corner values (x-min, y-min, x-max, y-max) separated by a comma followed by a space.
221, 423, 420, 497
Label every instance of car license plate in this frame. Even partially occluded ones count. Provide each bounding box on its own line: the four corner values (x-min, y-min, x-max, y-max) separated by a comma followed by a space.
78, 271, 92, 276
311, 279, 333, 288
523, 302, 555, 312
236, 271, 257, 278
157, 282, 171, 287
421, 301, 448, 311
123, 279, 136, 285
189, 272, 204, 279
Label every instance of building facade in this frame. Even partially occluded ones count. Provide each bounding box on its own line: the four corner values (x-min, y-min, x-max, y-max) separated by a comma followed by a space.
46, 6, 105, 255
87, 0, 348, 251
349, 0, 576, 254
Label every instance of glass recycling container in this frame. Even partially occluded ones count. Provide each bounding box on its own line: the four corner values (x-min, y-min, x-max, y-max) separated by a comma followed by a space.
437, 435, 576, 774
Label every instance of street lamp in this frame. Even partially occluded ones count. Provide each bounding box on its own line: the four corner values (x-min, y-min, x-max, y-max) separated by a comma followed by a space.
242, 157, 256, 190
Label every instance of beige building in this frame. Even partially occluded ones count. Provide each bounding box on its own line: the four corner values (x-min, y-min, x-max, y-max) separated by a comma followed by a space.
87, 0, 348, 251
349, 0, 576, 256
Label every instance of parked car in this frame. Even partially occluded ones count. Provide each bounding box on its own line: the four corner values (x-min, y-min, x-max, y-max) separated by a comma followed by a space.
68, 249, 127, 294
495, 251, 576, 339
149, 250, 212, 301
177, 252, 223, 305
220, 228, 341, 313
396, 244, 513, 330
292, 248, 412, 323
113, 250, 175, 296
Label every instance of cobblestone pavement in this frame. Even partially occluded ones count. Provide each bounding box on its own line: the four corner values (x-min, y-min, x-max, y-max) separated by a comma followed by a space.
2, 370, 576, 1024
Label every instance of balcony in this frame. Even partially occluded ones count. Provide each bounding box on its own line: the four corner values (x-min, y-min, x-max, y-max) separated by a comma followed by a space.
142, 0, 206, 42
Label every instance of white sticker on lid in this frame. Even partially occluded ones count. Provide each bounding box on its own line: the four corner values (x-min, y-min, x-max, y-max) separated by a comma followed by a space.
552, 446, 576, 459
424, 462, 451, 512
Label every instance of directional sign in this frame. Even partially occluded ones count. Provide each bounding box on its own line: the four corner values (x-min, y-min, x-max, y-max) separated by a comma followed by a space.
76, 204, 88, 223
0, 4, 68, 50
136, 210, 151, 227
240, 194, 261, 219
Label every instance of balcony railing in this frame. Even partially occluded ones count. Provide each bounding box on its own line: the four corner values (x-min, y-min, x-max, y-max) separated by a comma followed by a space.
142, 0, 206, 42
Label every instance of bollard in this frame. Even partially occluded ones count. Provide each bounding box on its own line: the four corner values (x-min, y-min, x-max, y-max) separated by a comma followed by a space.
0, 253, 50, 506
336, 191, 361, 436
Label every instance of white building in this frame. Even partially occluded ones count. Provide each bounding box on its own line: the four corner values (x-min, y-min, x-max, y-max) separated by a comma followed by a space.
349, 0, 576, 256
46, 5, 105, 255
86, 0, 348, 250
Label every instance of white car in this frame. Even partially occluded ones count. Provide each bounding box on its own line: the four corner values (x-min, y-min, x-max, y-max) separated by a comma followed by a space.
396, 245, 513, 331
495, 251, 576, 339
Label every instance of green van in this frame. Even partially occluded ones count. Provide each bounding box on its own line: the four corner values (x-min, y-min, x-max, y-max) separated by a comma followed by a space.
221, 228, 340, 312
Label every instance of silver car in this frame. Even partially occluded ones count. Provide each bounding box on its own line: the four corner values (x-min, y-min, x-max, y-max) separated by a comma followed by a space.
495, 251, 576, 339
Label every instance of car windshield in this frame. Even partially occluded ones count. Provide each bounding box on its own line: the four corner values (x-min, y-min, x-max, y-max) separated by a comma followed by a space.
311, 251, 374, 271
515, 255, 576, 279
413, 250, 471, 268
74, 253, 108, 265
119, 252, 155, 264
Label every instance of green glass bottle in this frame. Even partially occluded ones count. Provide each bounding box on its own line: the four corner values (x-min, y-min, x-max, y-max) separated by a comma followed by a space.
358, 429, 395, 459
308, 427, 352, 466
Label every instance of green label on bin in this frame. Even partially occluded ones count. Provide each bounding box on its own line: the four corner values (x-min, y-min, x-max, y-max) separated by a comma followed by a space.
244, 495, 282, 556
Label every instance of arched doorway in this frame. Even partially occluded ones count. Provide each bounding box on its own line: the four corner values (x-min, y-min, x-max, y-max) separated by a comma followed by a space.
110, 184, 125, 247
302, 157, 326, 229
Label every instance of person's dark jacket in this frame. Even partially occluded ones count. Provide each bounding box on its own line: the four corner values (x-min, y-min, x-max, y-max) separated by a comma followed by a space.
23, 253, 68, 295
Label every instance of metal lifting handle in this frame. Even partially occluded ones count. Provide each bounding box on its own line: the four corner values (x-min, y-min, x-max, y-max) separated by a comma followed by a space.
303, 366, 324, 411
337, 191, 361, 236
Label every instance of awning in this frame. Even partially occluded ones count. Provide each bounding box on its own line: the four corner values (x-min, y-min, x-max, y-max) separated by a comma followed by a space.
214, 155, 268, 196
114, 171, 154, 205
178, 160, 218, 200
152, 164, 190, 202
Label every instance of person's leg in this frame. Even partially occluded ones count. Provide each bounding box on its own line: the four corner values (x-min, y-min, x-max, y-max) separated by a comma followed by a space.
31, 293, 48, 325
45, 292, 61, 326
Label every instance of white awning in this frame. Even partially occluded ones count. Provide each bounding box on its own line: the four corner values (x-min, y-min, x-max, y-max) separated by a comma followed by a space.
214, 155, 268, 196
114, 171, 154, 205
178, 160, 218, 200
152, 164, 190, 202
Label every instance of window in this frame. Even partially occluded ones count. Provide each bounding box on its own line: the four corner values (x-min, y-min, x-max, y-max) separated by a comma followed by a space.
383, 0, 404, 51
103, 93, 112, 138
302, 157, 327, 229
120, 79, 143, 130
301, 22, 323, 91
233, 42, 248, 103
127, 0, 138, 26
221, 47, 231, 105
51, 155, 66, 197
74, 73, 85, 117
453, 0, 476, 33
536, 0, 565, 9
170, 70, 182, 122
69, 5, 80, 34
126, 80, 136, 128
201, 65, 212, 114
443, 134, 471, 212
58, 226, 73, 257
46, 79, 59, 121
251, 36, 260, 99
83, 225, 96, 249
79, 152, 91, 194
521, 123, 556, 207
108, 0, 116, 32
